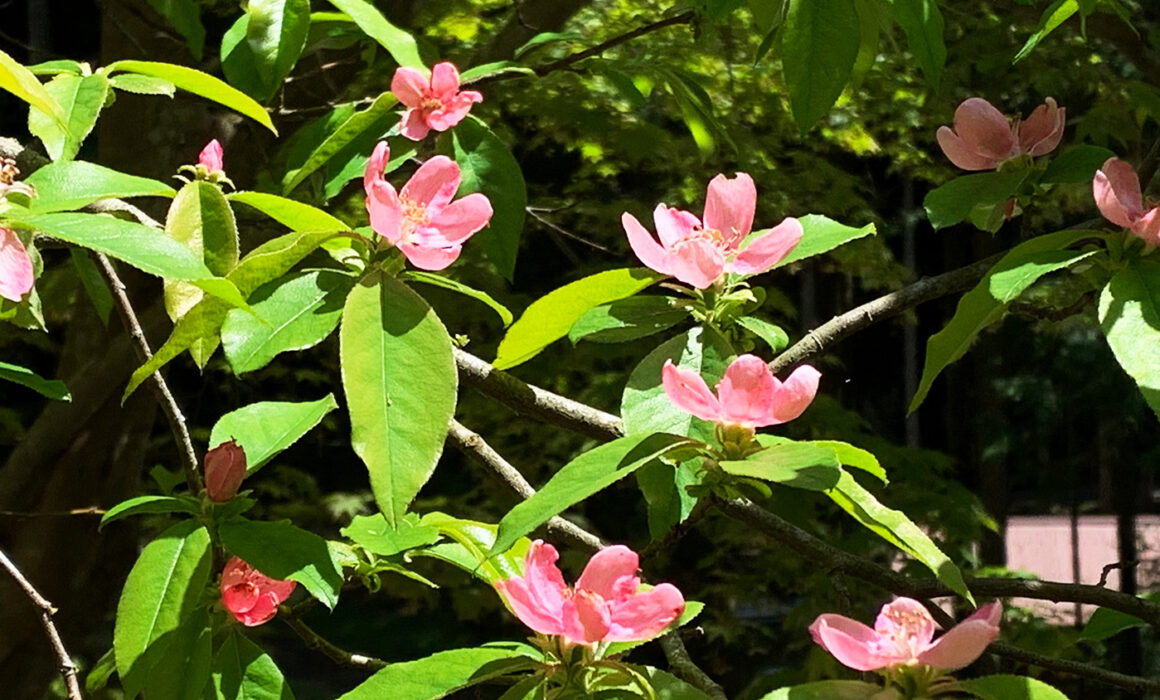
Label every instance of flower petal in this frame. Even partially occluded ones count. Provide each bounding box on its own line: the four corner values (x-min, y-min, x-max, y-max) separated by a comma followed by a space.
1134, 207, 1160, 246
402, 156, 461, 210
809, 614, 892, 671
917, 619, 999, 670
497, 541, 569, 636
661, 360, 721, 422
1019, 97, 1065, 157
391, 66, 429, 108
366, 180, 403, 245
767, 364, 821, 424
936, 127, 1001, 171
561, 590, 611, 645
703, 172, 756, 244
666, 237, 725, 289
576, 545, 639, 600
198, 139, 224, 173
951, 98, 1016, 163
622, 212, 672, 276
1094, 157, 1144, 229
653, 204, 700, 248
426, 93, 483, 132
398, 238, 462, 271
715, 355, 777, 427
606, 583, 685, 642
363, 142, 389, 196
430, 193, 493, 243
728, 217, 803, 276
430, 62, 462, 98
400, 108, 431, 141
0, 228, 34, 302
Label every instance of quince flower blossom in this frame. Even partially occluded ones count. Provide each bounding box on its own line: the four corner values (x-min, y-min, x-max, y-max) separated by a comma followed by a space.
496, 541, 685, 646
1093, 157, 1160, 246
391, 62, 483, 141
936, 97, 1065, 171
199, 139, 224, 174
810, 597, 1001, 672
363, 142, 493, 270
662, 354, 820, 429
220, 556, 296, 627
622, 173, 802, 289
0, 227, 33, 302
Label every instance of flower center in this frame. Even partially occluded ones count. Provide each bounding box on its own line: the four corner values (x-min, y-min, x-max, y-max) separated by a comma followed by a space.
421, 96, 444, 112
399, 194, 431, 242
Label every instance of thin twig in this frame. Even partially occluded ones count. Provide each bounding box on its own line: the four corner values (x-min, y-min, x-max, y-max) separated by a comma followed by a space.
281, 614, 387, 671
0, 507, 105, 519
447, 420, 606, 551
659, 630, 728, 700
987, 640, 1160, 695
0, 547, 82, 699
91, 252, 204, 494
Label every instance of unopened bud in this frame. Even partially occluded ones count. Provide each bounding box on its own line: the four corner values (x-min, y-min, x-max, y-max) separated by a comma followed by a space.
204, 439, 246, 502
198, 139, 224, 174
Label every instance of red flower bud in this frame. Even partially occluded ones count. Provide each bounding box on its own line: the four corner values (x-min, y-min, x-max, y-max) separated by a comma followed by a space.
204, 439, 246, 502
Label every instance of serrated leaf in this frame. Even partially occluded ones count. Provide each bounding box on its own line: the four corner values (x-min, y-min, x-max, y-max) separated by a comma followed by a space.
110, 72, 176, 96
341, 513, 441, 556
886, 0, 945, 88
327, 0, 423, 68
0, 361, 70, 400
1099, 261, 1160, 422
782, 0, 860, 129
219, 518, 344, 609
99, 495, 201, 531
775, 215, 875, 267
495, 268, 664, 369
402, 270, 513, 326
223, 270, 356, 373
721, 442, 841, 490
146, 0, 207, 60
924, 171, 1027, 230
340, 271, 457, 527
735, 315, 789, 352
105, 60, 277, 133
1079, 606, 1145, 641
491, 433, 696, 556
337, 646, 536, 700
910, 231, 1100, 411
951, 674, 1070, 700
458, 61, 537, 83
0, 47, 67, 127
440, 116, 526, 280
1014, 0, 1078, 63
210, 632, 295, 700
163, 181, 240, 324
114, 520, 212, 698
229, 191, 350, 231
1041, 145, 1117, 184
143, 610, 212, 700
246, 0, 311, 86
209, 395, 340, 473
281, 91, 397, 194
808, 439, 887, 483
27, 59, 85, 76
25, 159, 175, 213
827, 469, 972, 602
27, 73, 110, 161
569, 296, 687, 344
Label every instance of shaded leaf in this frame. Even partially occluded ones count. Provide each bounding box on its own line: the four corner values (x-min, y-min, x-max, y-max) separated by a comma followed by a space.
219, 518, 344, 609
209, 394, 340, 473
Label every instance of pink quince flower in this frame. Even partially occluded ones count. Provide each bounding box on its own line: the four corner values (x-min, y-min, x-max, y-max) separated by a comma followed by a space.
810, 598, 1002, 672
220, 556, 296, 627
622, 173, 802, 289
363, 141, 493, 270
199, 139, 224, 174
391, 62, 483, 141
662, 354, 820, 429
1093, 157, 1160, 246
204, 440, 246, 503
0, 227, 34, 302
936, 97, 1065, 171
496, 540, 685, 646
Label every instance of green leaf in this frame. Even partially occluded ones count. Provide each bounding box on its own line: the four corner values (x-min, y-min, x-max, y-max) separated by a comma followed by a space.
222, 14, 279, 103
885, 0, 945, 88
1079, 606, 1145, 642
924, 171, 1027, 230
735, 315, 789, 352
84, 648, 116, 694
25, 159, 175, 213
114, 520, 212, 698
910, 231, 1100, 411
775, 215, 876, 267
210, 632, 295, 700
511, 31, 584, 59
219, 518, 344, 609
27, 59, 85, 76
246, 0, 311, 86
70, 247, 113, 323
281, 91, 397, 194
163, 181, 240, 324
782, 0, 860, 129
143, 610, 212, 700
721, 442, 842, 490
402, 270, 513, 326
1099, 261, 1160, 421
99, 495, 201, 531
440, 116, 527, 280
494, 268, 664, 369
8, 212, 247, 309
491, 433, 696, 556
340, 271, 457, 527
1014, 0, 1078, 63
110, 72, 176, 96
569, 296, 687, 344
223, 270, 356, 373
327, 0, 424, 68
458, 61, 537, 83
229, 191, 350, 232
209, 395, 340, 473
338, 646, 536, 700
827, 470, 972, 602
0, 47, 67, 127
1041, 145, 1118, 184
0, 361, 70, 400
418, 513, 533, 585
105, 60, 277, 133
808, 439, 887, 483
146, 0, 207, 60
27, 73, 110, 161
951, 674, 1071, 700
760, 680, 888, 700
341, 513, 441, 556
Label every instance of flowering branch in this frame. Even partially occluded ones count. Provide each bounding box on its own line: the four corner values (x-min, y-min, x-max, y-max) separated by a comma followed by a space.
0, 546, 82, 700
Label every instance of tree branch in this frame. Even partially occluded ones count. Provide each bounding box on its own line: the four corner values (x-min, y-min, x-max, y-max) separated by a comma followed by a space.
281, 613, 387, 671
659, 631, 728, 700
0, 547, 82, 700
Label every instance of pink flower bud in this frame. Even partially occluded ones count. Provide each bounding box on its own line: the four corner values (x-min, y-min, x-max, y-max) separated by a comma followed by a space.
198, 139, 224, 174
220, 556, 296, 626
204, 439, 246, 503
